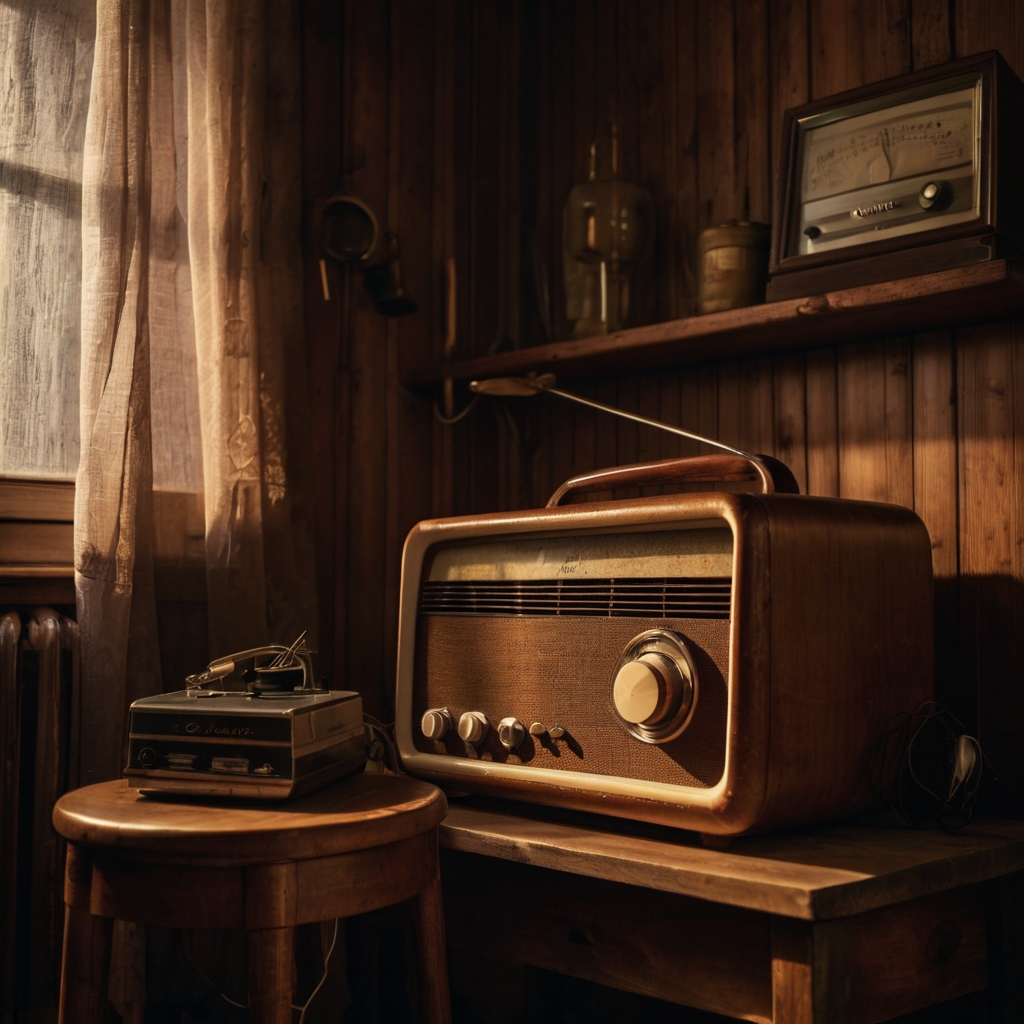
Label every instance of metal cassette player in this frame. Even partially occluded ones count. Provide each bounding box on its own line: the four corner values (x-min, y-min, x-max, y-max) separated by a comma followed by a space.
125, 641, 366, 799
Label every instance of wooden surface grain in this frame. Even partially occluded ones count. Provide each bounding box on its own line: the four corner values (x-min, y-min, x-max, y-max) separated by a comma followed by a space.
52, 774, 447, 862
403, 261, 1024, 387
438, 802, 1024, 921
442, 846, 774, 1023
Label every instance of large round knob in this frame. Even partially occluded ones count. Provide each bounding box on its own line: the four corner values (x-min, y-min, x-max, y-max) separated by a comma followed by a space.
458, 711, 490, 744
497, 717, 525, 750
613, 653, 678, 724
611, 630, 698, 744
421, 707, 454, 740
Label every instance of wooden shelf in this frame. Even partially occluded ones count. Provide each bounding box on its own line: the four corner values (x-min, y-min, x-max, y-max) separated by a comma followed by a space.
405, 259, 1024, 388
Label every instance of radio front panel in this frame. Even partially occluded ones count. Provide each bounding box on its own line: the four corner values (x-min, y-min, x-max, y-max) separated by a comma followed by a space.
413, 613, 729, 789
413, 527, 732, 789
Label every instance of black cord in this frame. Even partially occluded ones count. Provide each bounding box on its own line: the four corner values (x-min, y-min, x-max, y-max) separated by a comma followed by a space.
870, 701, 983, 833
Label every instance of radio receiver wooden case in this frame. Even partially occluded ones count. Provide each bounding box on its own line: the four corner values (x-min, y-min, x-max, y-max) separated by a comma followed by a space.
768, 51, 1024, 300
395, 453, 934, 837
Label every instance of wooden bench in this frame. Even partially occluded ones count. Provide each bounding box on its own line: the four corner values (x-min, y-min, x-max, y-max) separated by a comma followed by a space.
439, 801, 1024, 1023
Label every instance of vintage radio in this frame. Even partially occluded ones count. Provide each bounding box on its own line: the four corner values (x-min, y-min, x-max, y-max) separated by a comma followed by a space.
125, 642, 366, 799
396, 434, 934, 837
768, 51, 1024, 300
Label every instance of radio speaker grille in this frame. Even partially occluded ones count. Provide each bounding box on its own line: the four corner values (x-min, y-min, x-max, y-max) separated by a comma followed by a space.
420, 577, 731, 619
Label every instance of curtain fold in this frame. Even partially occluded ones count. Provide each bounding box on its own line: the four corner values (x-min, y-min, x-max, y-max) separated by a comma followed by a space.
75, 0, 161, 786
74, 0, 316, 784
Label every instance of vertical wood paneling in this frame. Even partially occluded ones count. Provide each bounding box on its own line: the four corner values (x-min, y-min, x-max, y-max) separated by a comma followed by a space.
431, 0, 456, 519
774, 353, 809, 494
675, 0, 699, 316
384, 0, 437, 701
910, 0, 952, 67
806, 348, 840, 497
958, 323, 1017, 745
735, 0, 772, 223
696, 2, 737, 229
302, 0, 345, 687
345, 0, 392, 719
837, 341, 913, 507
310, 0, 1024, 810
913, 331, 959, 709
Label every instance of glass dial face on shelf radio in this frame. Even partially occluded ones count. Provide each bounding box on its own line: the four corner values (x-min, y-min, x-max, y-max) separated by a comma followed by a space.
791, 74, 981, 257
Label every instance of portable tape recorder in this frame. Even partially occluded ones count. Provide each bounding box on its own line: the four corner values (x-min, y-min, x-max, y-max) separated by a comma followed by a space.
395, 377, 934, 837
125, 636, 366, 799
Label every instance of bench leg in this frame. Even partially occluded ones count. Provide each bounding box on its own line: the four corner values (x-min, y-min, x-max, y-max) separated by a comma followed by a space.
415, 873, 452, 1024
771, 917, 851, 1024
249, 926, 295, 1024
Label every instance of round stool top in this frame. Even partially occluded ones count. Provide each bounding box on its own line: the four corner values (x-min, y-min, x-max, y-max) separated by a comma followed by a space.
53, 772, 447, 864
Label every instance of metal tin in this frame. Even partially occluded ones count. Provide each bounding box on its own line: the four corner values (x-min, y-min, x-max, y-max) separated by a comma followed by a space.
697, 221, 770, 314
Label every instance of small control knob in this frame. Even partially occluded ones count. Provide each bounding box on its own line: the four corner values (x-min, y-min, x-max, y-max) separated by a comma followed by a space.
497, 717, 526, 750
918, 180, 947, 210
138, 747, 157, 767
458, 711, 490, 745
421, 707, 454, 740
528, 721, 547, 737
548, 725, 566, 740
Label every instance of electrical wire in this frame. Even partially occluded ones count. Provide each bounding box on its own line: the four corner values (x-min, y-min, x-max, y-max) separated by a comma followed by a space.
432, 394, 480, 424
183, 918, 340, 1019
870, 701, 983, 832
363, 713, 402, 773
182, 937, 247, 1010
294, 918, 339, 1023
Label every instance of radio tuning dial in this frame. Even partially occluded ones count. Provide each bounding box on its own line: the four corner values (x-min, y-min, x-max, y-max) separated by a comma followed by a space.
421, 707, 454, 740
497, 717, 525, 750
613, 654, 676, 724
611, 629, 698, 745
457, 711, 490, 745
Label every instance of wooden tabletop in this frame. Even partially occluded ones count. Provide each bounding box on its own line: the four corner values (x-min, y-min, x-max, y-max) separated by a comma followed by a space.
53, 772, 447, 863
439, 801, 1024, 921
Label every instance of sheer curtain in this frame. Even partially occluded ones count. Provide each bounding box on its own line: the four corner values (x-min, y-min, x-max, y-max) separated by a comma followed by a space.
74, 0, 316, 785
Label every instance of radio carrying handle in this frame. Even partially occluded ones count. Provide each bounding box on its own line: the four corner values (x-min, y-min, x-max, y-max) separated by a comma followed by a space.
469, 374, 800, 503
547, 453, 800, 507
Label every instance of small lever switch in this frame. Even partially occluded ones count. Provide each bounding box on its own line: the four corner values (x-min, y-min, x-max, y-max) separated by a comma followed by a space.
498, 717, 526, 750
421, 707, 454, 740
458, 711, 490, 745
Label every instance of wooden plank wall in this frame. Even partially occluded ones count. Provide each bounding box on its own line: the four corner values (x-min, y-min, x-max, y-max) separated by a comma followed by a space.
304, 0, 1024, 811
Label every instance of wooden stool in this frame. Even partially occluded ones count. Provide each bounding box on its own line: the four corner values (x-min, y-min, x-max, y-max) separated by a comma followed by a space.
52, 773, 451, 1024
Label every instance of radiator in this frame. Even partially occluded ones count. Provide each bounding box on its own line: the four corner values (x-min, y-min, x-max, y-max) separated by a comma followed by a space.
0, 607, 79, 1016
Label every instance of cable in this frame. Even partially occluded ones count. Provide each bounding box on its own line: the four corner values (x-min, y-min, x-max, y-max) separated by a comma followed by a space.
432, 394, 479, 424
182, 937, 247, 1010
363, 713, 402, 773
293, 918, 339, 1022
183, 918, 340, 1019
870, 701, 983, 832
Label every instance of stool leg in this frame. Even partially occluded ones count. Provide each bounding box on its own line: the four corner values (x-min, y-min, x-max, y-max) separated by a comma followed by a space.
58, 904, 113, 1024
415, 873, 451, 1024
248, 926, 295, 1024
